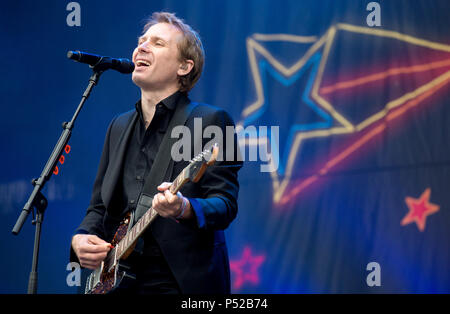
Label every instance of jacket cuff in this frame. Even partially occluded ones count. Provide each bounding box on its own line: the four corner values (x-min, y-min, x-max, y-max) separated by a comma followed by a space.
187, 197, 206, 229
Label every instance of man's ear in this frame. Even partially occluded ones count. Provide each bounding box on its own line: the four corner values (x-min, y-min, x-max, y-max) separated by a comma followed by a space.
177, 59, 194, 76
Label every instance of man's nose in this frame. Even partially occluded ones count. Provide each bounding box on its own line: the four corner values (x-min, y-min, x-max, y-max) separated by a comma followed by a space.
137, 40, 151, 53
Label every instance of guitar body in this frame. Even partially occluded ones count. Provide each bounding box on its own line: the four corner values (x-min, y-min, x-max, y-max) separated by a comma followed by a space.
86, 259, 136, 294
85, 213, 138, 294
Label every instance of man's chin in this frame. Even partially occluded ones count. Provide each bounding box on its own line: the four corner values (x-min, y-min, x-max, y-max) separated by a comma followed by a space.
131, 73, 148, 89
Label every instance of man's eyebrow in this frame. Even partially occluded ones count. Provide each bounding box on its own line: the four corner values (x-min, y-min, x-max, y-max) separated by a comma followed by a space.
151, 35, 168, 43
137, 35, 168, 43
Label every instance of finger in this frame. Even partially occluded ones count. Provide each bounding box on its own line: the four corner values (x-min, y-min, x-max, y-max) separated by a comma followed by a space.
80, 260, 102, 270
80, 251, 108, 262
79, 254, 108, 269
87, 235, 109, 245
157, 193, 169, 207
164, 190, 179, 205
79, 257, 105, 268
79, 262, 97, 270
157, 182, 172, 191
152, 194, 164, 214
153, 194, 171, 217
79, 258, 105, 269
80, 243, 111, 254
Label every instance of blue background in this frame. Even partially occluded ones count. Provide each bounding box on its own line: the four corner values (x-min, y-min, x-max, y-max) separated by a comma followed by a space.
1, 0, 449, 293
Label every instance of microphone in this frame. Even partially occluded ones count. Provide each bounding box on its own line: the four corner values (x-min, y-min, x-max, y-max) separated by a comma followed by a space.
67, 50, 135, 74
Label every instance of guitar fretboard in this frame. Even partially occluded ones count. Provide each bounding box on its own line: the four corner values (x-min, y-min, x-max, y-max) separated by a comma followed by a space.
113, 167, 189, 261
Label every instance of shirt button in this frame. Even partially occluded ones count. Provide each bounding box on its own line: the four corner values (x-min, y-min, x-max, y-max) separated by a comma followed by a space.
136, 175, 142, 180
129, 199, 135, 204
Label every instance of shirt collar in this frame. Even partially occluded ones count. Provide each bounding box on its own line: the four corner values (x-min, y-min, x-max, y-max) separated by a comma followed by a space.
135, 90, 185, 118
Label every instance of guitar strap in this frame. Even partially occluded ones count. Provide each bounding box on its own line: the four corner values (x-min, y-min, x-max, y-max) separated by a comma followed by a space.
130, 99, 198, 227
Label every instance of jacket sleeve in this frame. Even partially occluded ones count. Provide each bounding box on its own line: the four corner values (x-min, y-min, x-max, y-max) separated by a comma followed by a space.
76, 116, 119, 237
70, 117, 117, 263
186, 108, 243, 231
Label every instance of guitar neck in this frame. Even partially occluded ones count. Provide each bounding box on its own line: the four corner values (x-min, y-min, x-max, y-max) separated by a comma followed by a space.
114, 166, 191, 260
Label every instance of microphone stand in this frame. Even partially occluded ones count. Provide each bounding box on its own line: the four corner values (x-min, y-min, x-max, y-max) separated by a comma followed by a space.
12, 67, 104, 294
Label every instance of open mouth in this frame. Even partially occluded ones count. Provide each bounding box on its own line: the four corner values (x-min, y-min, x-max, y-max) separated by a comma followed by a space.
135, 59, 151, 68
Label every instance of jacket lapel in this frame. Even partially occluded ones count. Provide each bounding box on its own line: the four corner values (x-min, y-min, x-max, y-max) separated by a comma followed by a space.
101, 111, 138, 209
160, 96, 192, 184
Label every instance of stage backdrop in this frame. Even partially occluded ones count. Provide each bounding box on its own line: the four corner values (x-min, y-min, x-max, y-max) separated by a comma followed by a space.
1, 0, 449, 293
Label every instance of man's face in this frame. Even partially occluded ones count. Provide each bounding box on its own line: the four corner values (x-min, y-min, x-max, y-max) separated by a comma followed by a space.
132, 22, 184, 92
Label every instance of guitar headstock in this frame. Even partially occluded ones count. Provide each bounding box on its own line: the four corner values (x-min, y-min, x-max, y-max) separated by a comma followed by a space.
187, 143, 219, 183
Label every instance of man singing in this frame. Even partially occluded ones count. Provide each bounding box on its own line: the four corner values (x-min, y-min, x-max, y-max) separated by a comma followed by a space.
70, 12, 242, 294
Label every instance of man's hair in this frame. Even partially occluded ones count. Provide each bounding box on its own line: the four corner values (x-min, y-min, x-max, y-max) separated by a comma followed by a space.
143, 12, 205, 92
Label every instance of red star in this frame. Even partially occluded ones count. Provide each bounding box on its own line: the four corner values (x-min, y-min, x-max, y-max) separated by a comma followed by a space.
230, 246, 266, 290
401, 188, 440, 232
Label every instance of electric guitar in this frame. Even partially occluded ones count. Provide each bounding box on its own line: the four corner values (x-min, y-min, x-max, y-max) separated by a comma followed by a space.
84, 143, 219, 294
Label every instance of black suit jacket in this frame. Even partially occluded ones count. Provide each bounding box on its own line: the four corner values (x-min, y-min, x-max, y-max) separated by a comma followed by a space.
71, 94, 242, 294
